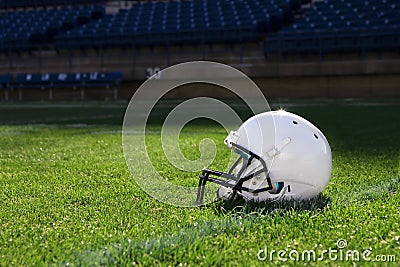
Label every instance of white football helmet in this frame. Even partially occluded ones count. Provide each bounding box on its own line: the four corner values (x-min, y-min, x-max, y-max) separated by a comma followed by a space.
196, 110, 332, 204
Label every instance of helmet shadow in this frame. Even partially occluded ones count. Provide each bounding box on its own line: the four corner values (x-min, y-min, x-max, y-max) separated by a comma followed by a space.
214, 194, 331, 215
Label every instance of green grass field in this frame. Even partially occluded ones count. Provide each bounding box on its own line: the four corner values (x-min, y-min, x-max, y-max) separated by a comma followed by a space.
0, 99, 399, 266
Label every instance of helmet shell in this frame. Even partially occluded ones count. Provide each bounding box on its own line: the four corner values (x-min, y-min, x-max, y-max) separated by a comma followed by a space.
231, 110, 332, 200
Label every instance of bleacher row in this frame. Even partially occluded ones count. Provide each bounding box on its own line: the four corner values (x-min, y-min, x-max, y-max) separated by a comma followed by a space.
0, 0, 303, 50
0, 0, 104, 9
0, 0, 398, 54
54, 0, 302, 47
0, 71, 122, 90
0, 5, 105, 51
264, 0, 400, 57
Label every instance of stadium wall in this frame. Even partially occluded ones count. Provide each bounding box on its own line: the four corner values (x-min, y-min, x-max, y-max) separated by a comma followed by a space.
1, 45, 400, 100
121, 53, 400, 98
120, 73, 400, 100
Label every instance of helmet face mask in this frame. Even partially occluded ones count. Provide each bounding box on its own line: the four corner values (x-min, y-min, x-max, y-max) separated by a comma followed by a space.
196, 142, 274, 205
196, 110, 332, 206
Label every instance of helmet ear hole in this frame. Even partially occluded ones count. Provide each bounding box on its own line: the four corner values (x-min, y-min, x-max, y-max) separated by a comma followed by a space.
292, 120, 298, 125
314, 133, 319, 139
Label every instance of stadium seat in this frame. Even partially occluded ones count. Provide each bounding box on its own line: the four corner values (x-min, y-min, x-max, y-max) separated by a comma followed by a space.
0, 0, 104, 9
0, 5, 105, 50
264, 0, 400, 58
54, 0, 305, 48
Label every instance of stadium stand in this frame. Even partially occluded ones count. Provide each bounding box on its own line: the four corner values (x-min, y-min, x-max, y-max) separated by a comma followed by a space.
264, 0, 400, 59
0, 0, 399, 99
0, 5, 105, 51
0, 0, 396, 55
54, 0, 302, 48
0, 0, 105, 9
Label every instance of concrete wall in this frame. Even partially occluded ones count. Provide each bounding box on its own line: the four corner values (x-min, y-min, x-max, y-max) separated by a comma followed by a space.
1, 44, 399, 99
118, 73, 400, 99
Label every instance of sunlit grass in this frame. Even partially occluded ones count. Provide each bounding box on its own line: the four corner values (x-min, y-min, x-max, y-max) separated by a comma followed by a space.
0, 101, 398, 266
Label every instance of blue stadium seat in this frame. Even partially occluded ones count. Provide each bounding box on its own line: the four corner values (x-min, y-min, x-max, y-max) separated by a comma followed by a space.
264, 0, 400, 58
0, 5, 105, 50
0, 0, 104, 9
53, 0, 304, 48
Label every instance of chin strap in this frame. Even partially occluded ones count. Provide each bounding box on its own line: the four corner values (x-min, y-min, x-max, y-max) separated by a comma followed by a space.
268, 185, 289, 202
218, 184, 289, 203
238, 185, 289, 202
